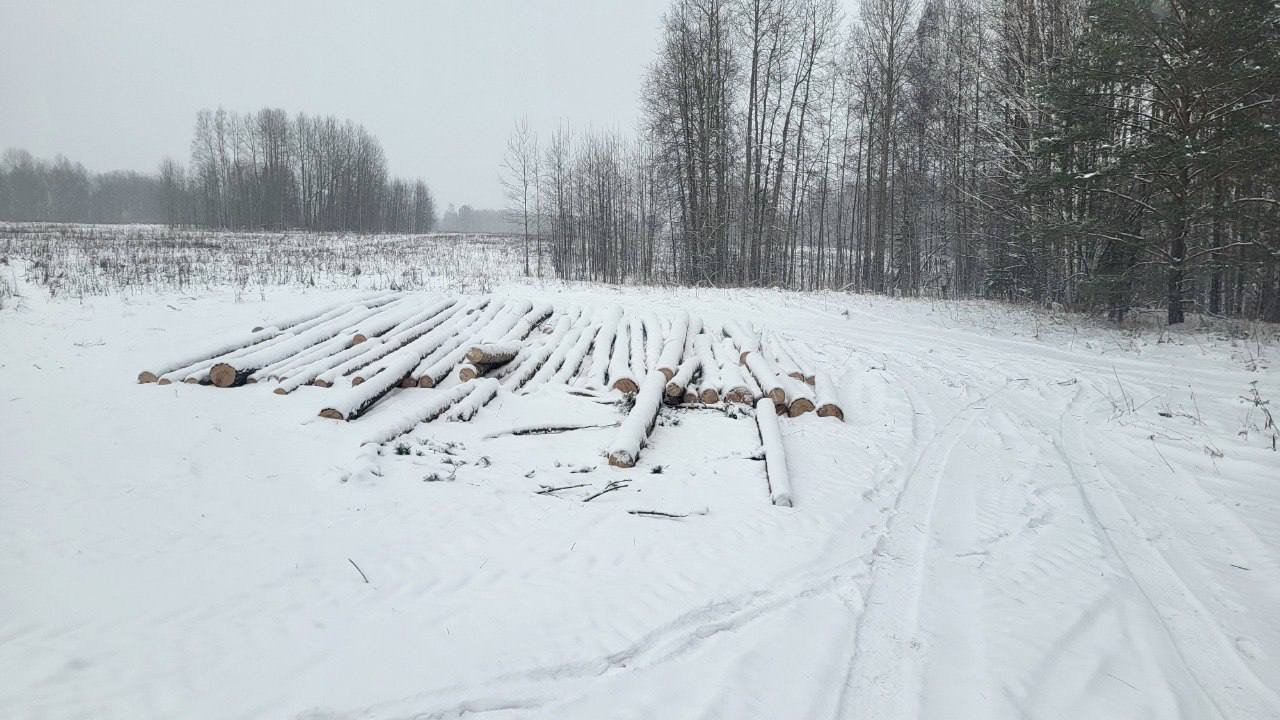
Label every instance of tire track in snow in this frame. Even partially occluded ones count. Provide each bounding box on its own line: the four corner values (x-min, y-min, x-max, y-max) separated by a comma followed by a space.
832, 350, 1011, 720
364, 570, 868, 720
1057, 387, 1280, 719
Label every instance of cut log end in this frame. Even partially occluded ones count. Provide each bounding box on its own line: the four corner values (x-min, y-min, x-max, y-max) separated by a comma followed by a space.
273, 387, 288, 396
700, 388, 720, 404
607, 451, 637, 468
659, 367, 675, 382
318, 408, 346, 421
209, 363, 239, 388
245, 377, 257, 384
417, 376, 436, 389
351, 376, 365, 386
787, 398, 816, 417
350, 334, 367, 346
768, 387, 786, 407
157, 377, 172, 386
665, 383, 683, 399
612, 378, 639, 395
183, 377, 200, 384
312, 379, 331, 388
458, 366, 479, 382
725, 388, 752, 405
137, 371, 158, 384
788, 371, 807, 382
817, 404, 845, 421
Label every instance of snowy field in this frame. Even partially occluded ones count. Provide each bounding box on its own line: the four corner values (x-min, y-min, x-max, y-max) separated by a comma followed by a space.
2, 236, 1279, 719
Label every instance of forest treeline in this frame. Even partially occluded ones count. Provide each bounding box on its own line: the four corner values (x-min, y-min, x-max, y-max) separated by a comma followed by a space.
1, 108, 437, 234
0, 149, 167, 224
502, 0, 1280, 322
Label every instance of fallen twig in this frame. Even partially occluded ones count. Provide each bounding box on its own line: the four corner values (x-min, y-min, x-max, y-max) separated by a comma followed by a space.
348, 557, 370, 584
536, 483, 589, 495
583, 480, 630, 502
627, 509, 708, 519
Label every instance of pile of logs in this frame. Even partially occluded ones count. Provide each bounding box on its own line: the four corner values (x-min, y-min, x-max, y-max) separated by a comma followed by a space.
137, 293, 845, 502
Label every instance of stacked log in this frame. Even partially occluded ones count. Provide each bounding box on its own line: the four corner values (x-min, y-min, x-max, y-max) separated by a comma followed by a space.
608, 317, 638, 394
210, 304, 383, 388
779, 375, 816, 416
606, 370, 668, 468
655, 310, 689, 381
692, 335, 721, 404
315, 297, 460, 387
349, 298, 485, 385
815, 372, 844, 421
530, 314, 595, 386
412, 300, 511, 387
585, 305, 623, 388
357, 381, 485, 442
742, 350, 786, 412
713, 338, 753, 404
549, 315, 602, 384
503, 315, 576, 391
444, 378, 501, 421
139, 325, 279, 384
665, 355, 700, 402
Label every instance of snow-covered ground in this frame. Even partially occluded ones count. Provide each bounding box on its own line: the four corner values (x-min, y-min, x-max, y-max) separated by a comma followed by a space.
2, 260, 1279, 719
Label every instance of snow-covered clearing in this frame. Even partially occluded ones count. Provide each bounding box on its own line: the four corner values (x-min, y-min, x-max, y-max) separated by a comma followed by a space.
2, 260, 1278, 719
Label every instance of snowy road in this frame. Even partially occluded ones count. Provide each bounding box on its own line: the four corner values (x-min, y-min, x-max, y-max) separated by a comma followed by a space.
2, 282, 1278, 719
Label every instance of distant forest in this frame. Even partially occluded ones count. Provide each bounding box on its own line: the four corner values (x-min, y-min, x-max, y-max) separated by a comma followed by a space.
0, 108, 438, 234
500, 0, 1280, 322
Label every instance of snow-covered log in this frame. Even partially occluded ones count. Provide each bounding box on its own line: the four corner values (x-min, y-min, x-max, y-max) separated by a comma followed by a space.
606, 369, 668, 468
246, 290, 395, 335
815, 372, 844, 421
315, 297, 459, 387
665, 354, 700, 400
683, 382, 700, 405
345, 296, 424, 344
682, 317, 703, 359
755, 397, 793, 507
272, 340, 376, 395
503, 315, 575, 391
743, 350, 786, 410
319, 302, 488, 417
693, 334, 721, 404
464, 341, 522, 367
444, 378, 501, 422
549, 317, 601, 385
358, 382, 481, 442
628, 315, 647, 379
413, 300, 510, 388
256, 300, 421, 381
586, 305, 623, 387
499, 302, 554, 342
209, 305, 377, 387
528, 314, 593, 386
764, 332, 814, 385
779, 375, 816, 416
252, 331, 356, 383
642, 313, 664, 372
608, 318, 637, 394
655, 311, 689, 380
713, 338, 753, 404
140, 326, 280, 384
724, 320, 759, 363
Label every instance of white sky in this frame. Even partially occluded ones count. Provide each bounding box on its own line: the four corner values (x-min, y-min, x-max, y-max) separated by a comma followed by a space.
0, 0, 671, 208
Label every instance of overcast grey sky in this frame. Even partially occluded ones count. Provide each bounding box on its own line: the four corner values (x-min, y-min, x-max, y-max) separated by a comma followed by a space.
0, 0, 670, 209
